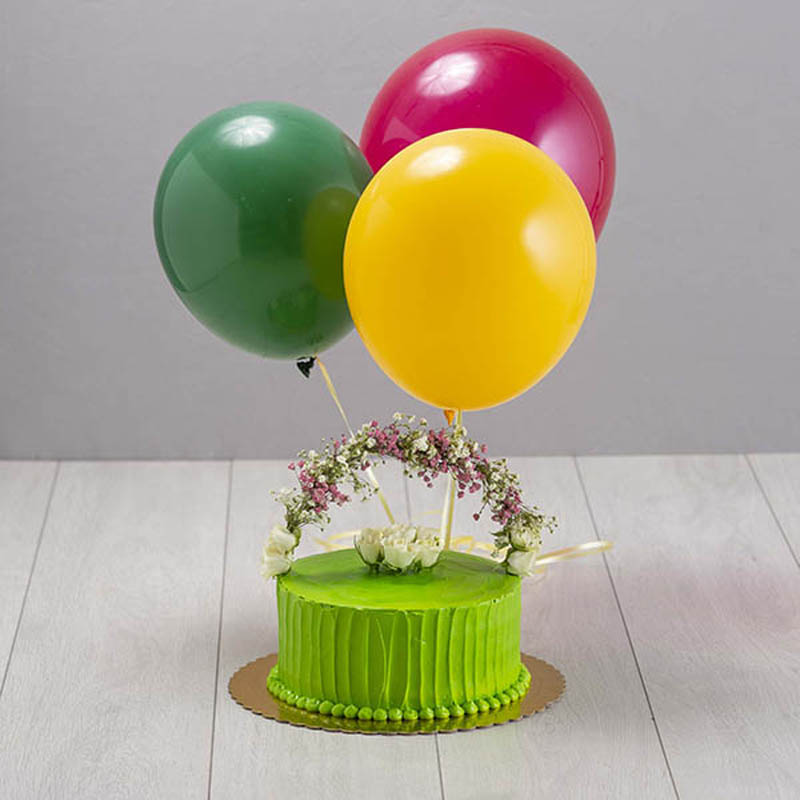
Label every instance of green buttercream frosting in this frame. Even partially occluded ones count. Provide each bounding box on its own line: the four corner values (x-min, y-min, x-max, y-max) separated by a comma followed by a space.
271, 549, 526, 716
278, 548, 515, 609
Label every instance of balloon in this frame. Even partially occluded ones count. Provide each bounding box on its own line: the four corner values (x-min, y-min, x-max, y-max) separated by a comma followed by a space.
344, 129, 596, 412
360, 28, 615, 238
154, 102, 372, 359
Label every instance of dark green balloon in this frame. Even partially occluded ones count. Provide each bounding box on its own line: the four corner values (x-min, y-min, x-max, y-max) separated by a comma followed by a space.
154, 102, 372, 359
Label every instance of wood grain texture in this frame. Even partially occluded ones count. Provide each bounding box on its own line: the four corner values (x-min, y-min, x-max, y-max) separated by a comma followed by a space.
2, 456, 798, 798
0, 461, 230, 799
578, 455, 800, 800
407, 458, 675, 799
209, 460, 442, 800
0, 462, 57, 691
748, 453, 800, 565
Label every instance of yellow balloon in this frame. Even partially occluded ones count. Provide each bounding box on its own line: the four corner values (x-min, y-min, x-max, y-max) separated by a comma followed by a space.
344, 129, 596, 411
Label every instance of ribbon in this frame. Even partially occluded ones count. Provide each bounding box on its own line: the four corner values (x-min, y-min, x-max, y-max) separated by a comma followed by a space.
314, 530, 613, 574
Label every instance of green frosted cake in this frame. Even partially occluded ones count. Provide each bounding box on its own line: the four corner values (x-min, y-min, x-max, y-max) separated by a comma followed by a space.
266, 548, 531, 720
261, 415, 555, 721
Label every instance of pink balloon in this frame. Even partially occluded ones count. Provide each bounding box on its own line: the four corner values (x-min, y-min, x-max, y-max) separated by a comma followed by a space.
360, 29, 615, 238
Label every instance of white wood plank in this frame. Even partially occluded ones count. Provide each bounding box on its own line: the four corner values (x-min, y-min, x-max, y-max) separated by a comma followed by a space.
578, 455, 800, 799
407, 457, 675, 799
209, 460, 441, 800
0, 461, 230, 799
748, 453, 800, 565
0, 462, 57, 690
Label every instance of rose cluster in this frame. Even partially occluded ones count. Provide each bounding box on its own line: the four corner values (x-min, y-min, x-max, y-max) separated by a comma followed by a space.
354, 524, 443, 573
499, 512, 546, 577
260, 525, 297, 579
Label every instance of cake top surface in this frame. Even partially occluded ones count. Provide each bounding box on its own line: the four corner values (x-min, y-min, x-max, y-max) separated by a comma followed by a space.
278, 548, 518, 610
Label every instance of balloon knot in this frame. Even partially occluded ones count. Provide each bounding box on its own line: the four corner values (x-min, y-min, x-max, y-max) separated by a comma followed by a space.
296, 357, 316, 378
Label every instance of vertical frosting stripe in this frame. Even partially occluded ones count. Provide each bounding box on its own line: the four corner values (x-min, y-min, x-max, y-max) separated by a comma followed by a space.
407, 613, 422, 709
370, 615, 388, 707
387, 613, 407, 708
335, 607, 352, 702
507, 581, 522, 686
488, 600, 498, 694
349, 612, 367, 705
311, 603, 323, 699
435, 607, 451, 705
300, 601, 312, 691
420, 609, 435, 709
449, 607, 463, 703
319, 607, 336, 699
464, 605, 476, 701
276, 583, 287, 679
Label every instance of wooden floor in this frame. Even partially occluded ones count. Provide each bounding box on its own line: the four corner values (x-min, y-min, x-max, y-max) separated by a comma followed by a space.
0, 456, 798, 799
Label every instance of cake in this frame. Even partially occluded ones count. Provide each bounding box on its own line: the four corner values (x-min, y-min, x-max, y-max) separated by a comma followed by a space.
266, 548, 530, 720
261, 414, 553, 722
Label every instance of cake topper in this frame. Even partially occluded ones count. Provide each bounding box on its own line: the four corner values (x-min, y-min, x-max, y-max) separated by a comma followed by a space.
261, 414, 555, 579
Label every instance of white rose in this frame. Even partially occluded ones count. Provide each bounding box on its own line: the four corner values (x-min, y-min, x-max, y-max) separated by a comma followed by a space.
506, 549, 538, 577
384, 523, 415, 544
509, 524, 540, 552
383, 542, 416, 570
268, 525, 296, 554
261, 550, 291, 579
354, 528, 383, 565
411, 536, 442, 568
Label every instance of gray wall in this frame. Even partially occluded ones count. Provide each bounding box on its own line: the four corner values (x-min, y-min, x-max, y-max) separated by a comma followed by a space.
1, 0, 798, 459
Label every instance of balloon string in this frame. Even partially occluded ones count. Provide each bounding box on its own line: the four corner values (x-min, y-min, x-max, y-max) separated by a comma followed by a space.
440, 409, 462, 549
315, 357, 395, 524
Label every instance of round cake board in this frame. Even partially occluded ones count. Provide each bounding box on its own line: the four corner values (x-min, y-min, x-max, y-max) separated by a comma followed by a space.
229, 653, 565, 735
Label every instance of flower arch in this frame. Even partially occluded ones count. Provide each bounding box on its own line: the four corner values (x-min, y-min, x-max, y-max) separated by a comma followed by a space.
266, 414, 555, 577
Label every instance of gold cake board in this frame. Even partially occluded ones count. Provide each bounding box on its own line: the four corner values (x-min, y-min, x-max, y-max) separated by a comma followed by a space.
229, 653, 565, 735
